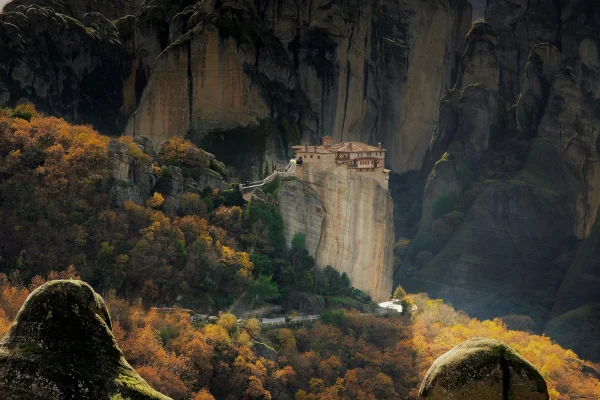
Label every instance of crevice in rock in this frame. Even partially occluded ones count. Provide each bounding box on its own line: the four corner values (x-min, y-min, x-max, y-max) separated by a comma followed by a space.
187, 39, 193, 125
500, 348, 511, 400
340, 60, 351, 142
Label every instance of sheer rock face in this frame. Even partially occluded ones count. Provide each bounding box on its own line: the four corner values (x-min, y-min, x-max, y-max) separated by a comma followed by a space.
419, 337, 549, 400
278, 177, 324, 258
1, 0, 471, 174
402, 22, 500, 278
398, 0, 600, 323
0, 5, 131, 135
279, 165, 394, 302
125, 0, 472, 173
0, 280, 171, 400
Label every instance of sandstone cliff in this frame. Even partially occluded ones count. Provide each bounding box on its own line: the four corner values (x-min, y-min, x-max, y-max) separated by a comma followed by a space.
278, 164, 394, 303
0, 0, 472, 177
125, 0, 472, 176
0, 280, 170, 399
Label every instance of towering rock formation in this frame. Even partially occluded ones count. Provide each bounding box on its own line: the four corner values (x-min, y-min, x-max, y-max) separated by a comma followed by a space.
0, 0, 471, 176
397, 0, 600, 331
419, 337, 549, 400
125, 0, 472, 175
0, 4, 131, 134
0, 280, 170, 399
278, 164, 394, 303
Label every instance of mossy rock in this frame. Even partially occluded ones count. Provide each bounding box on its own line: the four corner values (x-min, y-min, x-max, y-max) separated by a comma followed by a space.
0, 280, 171, 400
419, 337, 548, 400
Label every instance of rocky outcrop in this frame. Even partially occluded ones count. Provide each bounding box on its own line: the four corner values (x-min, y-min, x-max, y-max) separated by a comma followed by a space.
108, 136, 227, 206
397, 2, 600, 324
279, 164, 394, 303
0, 280, 170, 399
108, 138, 156, 206
155, 165, 185, 212
0, 5, 131, 134
419, 337, 548, 399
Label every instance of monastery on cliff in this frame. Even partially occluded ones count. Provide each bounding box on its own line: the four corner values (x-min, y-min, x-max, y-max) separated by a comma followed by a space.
292, 136, 391, 190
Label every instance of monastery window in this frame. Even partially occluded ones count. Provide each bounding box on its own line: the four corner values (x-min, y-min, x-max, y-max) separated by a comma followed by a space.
318, 156, 320, 159
310, 155, 313, 159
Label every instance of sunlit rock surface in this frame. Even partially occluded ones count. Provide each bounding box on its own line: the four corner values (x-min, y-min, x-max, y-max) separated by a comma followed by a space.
419, 337, 549, 400
279, 164, 394, 302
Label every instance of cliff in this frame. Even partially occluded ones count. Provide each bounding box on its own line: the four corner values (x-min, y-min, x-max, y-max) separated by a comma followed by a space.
124, 0, 472, 177
0, 280, 170, 399
0, 0, 471, 177
397, 0, 600, 335
278, 164, 394, 303
0, 4, 131, 134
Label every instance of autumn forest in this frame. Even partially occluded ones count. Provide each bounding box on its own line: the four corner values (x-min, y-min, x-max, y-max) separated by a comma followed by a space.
0, 107, 599, 399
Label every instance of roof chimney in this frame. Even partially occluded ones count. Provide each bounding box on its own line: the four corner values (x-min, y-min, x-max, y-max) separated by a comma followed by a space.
378, 142, 382, 150
322, 136, 334, 148
349, 143, 353, 151
304, 145, 308, 152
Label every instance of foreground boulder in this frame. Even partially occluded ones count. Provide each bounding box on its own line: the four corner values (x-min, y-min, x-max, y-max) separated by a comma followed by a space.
0, 280, 170, 400
419, 337, 548, 399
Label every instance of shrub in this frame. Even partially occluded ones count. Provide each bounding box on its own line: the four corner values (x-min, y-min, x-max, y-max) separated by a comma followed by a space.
431, 191, 458, 220
119, 136, 152, 163
394, 238, 412, 261
319, 310, 345, 326
245, 200, 285, 256
392, 285, 407, 300
146, 193, 165, 209
262, 175, 281, 195
432, 211, 465, 247
178, 193, 207, 216
203, 197, 215, 213
291, 233, 306, 250
12, 104, 36, 121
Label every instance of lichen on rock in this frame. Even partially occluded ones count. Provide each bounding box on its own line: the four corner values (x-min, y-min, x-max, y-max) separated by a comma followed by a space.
0, 280, 171, 400
419, 337, 549, 400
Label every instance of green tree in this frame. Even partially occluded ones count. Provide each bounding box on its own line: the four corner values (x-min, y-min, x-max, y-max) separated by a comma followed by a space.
262, 175, 281, 195
203, 197, 214, 213
291, 233, 306, 250
248, 275, 280, 307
